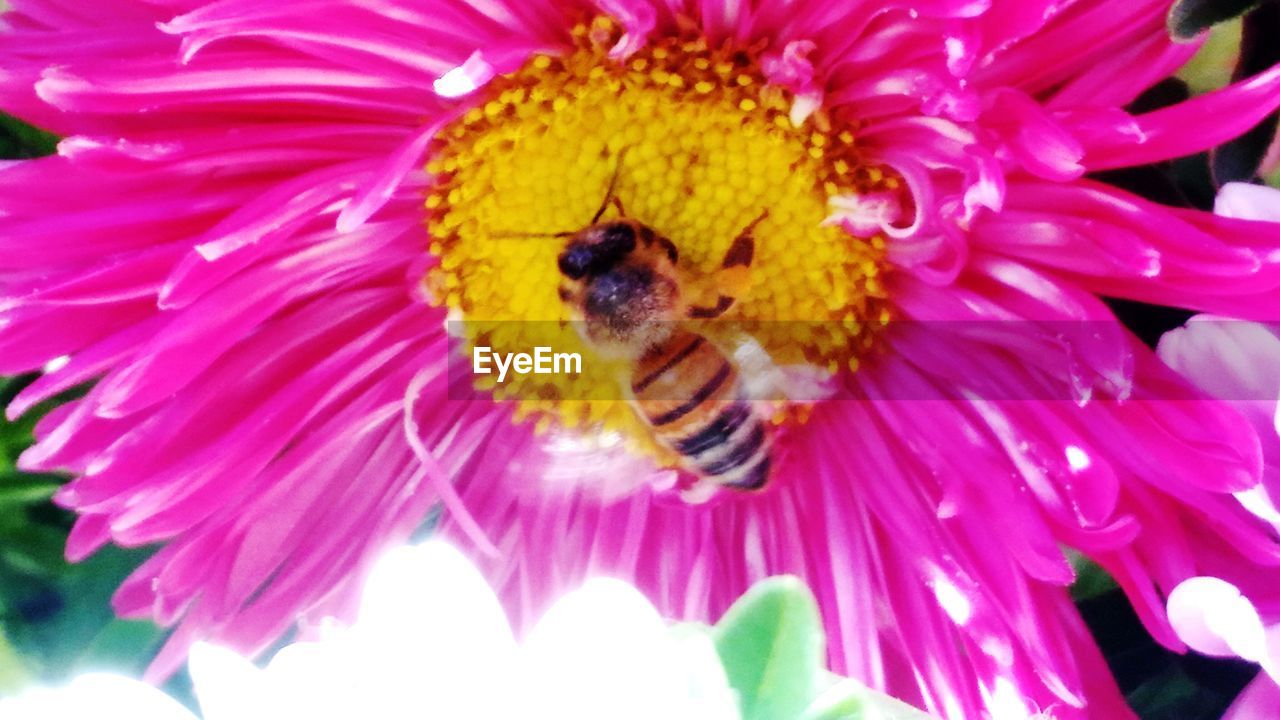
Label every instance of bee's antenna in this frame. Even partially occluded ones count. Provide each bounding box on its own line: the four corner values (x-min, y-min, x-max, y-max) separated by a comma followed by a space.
486, 230, 576, 240
484, 147, 632, 240
590, 146, 631, 224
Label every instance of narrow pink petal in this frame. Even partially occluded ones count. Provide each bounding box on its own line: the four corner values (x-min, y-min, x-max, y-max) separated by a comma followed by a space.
1083, 64, 1280, 170
336, 118, 451, 233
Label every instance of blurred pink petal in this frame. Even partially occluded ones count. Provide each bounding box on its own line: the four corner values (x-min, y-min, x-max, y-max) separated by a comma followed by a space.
1224, 676, 1280, 720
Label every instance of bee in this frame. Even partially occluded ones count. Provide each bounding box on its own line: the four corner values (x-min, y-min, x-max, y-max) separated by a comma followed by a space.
554, 163, 774, 492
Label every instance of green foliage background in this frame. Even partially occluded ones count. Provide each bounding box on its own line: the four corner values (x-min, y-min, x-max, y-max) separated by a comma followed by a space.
0, 375, 168, 695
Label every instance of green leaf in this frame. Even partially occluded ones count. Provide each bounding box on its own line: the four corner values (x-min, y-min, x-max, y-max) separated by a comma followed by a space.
801, 677, 939, 720
1212, 3, 1280, 184
0, 474, 62, 506
0, 114, 58, 159
0, 524, 70, 577
1177, 19, 1242, 94
712, 576, 824, 720
1168, 0, 1264, 40
1067, 550, 1118, 601
1126, 665, 1218, 719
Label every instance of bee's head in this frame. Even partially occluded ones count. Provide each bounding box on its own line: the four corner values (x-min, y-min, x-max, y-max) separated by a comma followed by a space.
557, 222, 678, 355
557, 222, 637, 280
577, 263, 678, 354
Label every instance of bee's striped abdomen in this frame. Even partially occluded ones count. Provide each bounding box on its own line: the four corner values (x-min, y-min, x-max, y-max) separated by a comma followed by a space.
630, 330, 772, 490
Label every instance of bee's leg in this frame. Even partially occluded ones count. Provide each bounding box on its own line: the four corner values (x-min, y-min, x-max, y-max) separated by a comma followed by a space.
687, 210, 767, 319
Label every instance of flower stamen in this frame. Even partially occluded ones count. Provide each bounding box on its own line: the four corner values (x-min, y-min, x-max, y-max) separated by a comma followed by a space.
424, 18, 895, 459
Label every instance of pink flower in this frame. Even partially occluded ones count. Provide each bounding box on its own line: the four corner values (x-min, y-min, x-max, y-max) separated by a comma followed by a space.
3, 2, 1280, 718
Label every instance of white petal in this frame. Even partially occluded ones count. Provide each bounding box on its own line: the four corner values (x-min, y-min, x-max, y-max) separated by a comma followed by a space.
523, 577, 668, 657
358, 541, 512, 647
1215, 182, 1280, 223
432, 51, 496, 98
1158, 317, 1280, 404
522, 579, 667, 719
0, 674, 197, 720
663, 628, 742, 720
1167, 577, 1268, 661
189, 643, 270, 720
521, 579, 735, 720
263, 639, 364, 720
1236, 486, 1280, 529
983, 676, 1035, 720
354, 541, 517, 717
789, 91, 822, 127
1157, 317, 1280, 472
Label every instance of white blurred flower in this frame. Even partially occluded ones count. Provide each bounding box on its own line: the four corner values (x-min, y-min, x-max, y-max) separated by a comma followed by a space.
1215, 181, 1280, 223
1159, 181, 1280, 720
0, 541, 740, 720
0, 673, 198, 720
1166, 577, 1275, 671
1165, 576, 1280, 720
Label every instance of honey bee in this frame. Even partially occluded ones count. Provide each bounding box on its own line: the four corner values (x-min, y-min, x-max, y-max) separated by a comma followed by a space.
555, 165, 774, 492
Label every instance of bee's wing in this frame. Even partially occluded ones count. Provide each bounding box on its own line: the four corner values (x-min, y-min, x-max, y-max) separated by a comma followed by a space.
730, 335, 836, 403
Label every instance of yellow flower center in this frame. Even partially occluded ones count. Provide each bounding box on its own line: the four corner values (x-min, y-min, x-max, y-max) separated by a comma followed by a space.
424, 18, 894, 461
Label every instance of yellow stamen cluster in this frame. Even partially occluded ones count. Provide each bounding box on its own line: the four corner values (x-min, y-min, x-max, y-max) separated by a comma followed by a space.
424, 17, 894, 458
